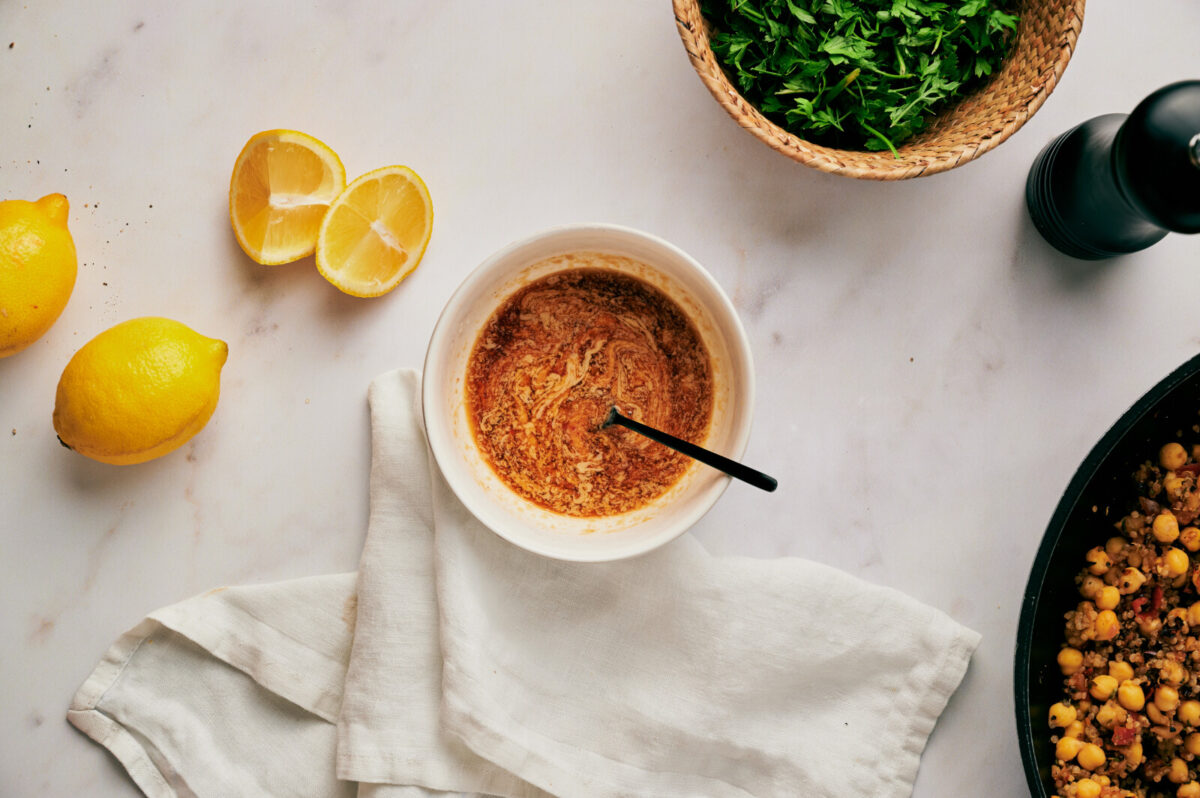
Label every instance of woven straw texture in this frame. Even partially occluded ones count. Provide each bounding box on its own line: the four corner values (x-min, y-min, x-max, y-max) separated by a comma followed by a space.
675, 0, 1086, 180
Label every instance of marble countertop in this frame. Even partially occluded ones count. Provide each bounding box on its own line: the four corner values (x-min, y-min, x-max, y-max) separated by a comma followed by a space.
3, 1, 1199, 795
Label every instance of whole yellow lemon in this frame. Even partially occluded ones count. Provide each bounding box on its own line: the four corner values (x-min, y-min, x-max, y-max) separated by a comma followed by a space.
53, 317, 229, 465
0, 194, 77, 357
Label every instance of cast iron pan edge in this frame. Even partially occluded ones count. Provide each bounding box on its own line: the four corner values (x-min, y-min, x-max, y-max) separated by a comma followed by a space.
1015, 351, 1200, 796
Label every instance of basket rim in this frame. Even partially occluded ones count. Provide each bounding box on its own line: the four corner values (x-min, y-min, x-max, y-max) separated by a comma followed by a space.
673, 0, 1087, 180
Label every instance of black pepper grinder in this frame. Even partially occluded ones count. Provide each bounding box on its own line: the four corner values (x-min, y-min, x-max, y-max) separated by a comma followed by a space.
1026, 80, 1200, 260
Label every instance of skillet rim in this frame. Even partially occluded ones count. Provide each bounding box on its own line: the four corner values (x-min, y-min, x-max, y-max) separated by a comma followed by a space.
1015, 351, 1200, 796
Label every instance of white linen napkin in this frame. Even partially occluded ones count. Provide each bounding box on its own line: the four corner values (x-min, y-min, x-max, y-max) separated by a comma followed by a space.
69, 369, 980, 798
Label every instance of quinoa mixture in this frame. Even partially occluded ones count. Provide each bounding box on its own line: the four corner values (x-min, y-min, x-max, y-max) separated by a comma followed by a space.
1050, 441, 1200, 798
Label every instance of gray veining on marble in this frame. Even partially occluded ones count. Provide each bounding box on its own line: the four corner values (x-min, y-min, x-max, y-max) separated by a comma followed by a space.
2, 1, 1199, 795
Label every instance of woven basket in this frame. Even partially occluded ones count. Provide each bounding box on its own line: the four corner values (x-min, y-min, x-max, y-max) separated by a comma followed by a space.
674, 0, 1086, 180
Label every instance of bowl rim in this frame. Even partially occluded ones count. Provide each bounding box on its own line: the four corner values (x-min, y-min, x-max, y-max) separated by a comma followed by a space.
673, 0, 1087, 180
421, 222, 756, 562
1013, 351, 1200, 796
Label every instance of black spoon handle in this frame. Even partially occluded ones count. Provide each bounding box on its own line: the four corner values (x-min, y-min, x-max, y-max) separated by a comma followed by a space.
606, 409, 778, 493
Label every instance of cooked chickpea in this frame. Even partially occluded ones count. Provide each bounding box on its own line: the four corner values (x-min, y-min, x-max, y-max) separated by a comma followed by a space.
1075, 778, 1101, 798
1167, 474, 1188, 499
1087, 547, 1113, 575
1049, 702, 1078, 727
1180, 781, 1200, 798
1171, 757, 1191, 784
1183, 527, 1200, 552
1095, 701, 1122, 728
1125, 741, 1146, 765
1096, 585, 1121, 611
1096, 610, 1121, 640
1106, 536, 1129, 558
1165, 547, 1192, 577
1162, 442, 1189, 470
1119, 681, 1146, 711
1091, 675, 1119, 701
1163, 660, 1188, 686
1059, 647, 1084, 675
1077, 742, 1107, 770
1065, 720, 1084, 738
1156, 512, 1182, 543
1080, 575, 1104, 599
1056, 735, 1084, 761
1120, 567, 1148, 594
1148, 702, 1170, 725
1109, 660, 1135, 682
1138, 615, 1163, 637
1188, 733, 1200, 756
1180, 700, 1200, 726
1158, 685, 1182, 713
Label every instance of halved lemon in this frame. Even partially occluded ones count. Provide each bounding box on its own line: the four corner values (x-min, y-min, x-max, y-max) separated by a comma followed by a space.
315, 165, 433, 297
229, 129, 346, 265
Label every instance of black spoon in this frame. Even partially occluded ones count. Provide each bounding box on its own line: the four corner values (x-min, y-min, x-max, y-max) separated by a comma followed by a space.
601, 407, 777, 492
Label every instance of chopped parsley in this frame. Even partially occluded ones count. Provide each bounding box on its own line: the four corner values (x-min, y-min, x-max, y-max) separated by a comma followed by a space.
701, 0, 1020, 154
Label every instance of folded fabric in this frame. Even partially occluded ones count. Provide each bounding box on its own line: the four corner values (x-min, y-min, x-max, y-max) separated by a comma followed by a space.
69, 369, 980, 798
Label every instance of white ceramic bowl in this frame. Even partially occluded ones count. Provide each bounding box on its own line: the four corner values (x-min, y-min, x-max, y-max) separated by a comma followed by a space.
422, 224, 754, 561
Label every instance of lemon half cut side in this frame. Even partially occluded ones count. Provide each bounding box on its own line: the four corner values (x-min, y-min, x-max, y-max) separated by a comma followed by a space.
229, 129, 346, 265
315, 165, 433, 297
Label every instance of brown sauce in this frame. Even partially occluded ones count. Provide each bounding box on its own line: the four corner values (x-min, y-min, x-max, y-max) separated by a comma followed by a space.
466, 257, 714, 517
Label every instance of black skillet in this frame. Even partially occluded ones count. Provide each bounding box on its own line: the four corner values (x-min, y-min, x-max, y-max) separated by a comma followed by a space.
1016, 351, 1200, 795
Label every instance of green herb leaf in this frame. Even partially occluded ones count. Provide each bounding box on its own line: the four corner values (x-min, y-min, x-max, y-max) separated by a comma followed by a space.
701, 0, 1019, 152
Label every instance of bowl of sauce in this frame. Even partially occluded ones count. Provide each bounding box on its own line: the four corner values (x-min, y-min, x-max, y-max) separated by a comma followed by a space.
423, 224, 754, 561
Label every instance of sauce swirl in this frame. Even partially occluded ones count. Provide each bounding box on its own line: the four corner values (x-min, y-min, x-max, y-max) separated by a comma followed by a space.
466, 257, 713, 517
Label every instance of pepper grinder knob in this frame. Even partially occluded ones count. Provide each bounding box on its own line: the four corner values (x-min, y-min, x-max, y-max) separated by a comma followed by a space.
1027, 80, 1200, 260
